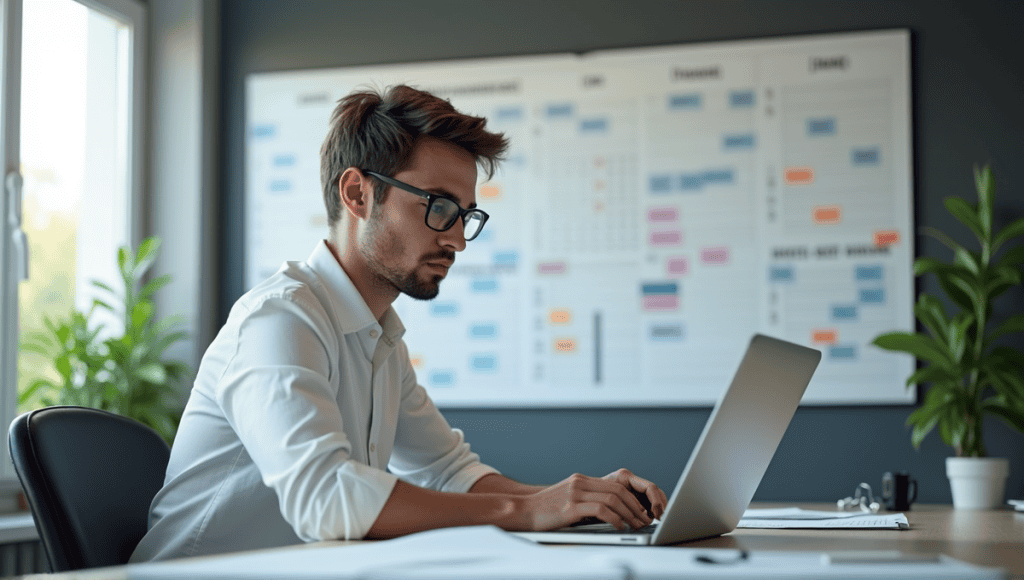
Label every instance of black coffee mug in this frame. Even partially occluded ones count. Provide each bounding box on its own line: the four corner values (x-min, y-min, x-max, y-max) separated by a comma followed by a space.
882, 471, 918, 511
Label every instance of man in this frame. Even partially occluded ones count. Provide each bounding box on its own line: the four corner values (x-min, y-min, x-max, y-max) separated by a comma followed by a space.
131, 85, 667, 562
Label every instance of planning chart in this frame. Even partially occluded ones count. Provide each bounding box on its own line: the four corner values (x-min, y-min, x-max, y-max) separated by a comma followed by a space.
246, 29, 914, 406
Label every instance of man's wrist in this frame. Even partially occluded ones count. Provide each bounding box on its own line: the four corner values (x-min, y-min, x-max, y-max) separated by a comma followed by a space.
469, 473, 544, 495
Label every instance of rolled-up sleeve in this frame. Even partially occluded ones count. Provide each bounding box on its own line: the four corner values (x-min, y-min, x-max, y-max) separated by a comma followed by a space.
387, 343, 499, 493
215, 290, 398, 541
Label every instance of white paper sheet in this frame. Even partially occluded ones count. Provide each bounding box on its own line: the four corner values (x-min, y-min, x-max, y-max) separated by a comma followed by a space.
739, 507, 909, 529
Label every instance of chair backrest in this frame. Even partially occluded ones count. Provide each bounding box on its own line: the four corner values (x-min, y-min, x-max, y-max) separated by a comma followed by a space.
8, 406, 170, 571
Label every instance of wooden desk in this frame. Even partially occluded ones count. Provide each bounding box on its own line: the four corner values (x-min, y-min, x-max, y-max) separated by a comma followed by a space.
718, 504, 1024, 576
23, 503, 1024, 579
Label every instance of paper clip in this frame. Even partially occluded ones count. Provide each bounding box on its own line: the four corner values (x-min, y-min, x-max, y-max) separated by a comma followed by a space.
837, 482, 882, 513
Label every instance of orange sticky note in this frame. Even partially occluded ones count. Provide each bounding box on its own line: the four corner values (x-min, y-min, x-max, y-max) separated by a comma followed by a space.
785, 167, 814, 185
549, 309, 572, 325
812, 330, 838, 344
554, 338, 577, 353
479, 184, 501, 199
813, 206, 841, 224
874, 230, 900, 246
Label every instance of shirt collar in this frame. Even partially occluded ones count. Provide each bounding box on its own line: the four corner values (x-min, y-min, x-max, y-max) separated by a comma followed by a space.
306, 240, 406, 343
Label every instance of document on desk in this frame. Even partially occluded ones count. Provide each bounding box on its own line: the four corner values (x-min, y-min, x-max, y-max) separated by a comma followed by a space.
739, 507, 910, 529
123, 525, 1005, 580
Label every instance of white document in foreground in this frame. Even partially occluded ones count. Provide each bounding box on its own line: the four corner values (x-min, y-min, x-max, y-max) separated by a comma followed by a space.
739, 507, 909, 529
122, 525, 1004, 580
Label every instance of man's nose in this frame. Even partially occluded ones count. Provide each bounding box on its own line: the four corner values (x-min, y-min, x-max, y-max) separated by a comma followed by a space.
438, 219, 468, 252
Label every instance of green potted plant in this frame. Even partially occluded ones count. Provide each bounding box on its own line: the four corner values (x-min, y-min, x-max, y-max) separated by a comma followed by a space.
872, 164, 1024, 509
19, 236, 191, 445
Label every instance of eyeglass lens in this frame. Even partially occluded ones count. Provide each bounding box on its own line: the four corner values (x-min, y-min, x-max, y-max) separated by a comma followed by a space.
427, 198, 484, 240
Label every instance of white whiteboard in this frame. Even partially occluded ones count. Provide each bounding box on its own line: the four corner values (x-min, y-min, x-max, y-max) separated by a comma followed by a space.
245, 29, 915, 407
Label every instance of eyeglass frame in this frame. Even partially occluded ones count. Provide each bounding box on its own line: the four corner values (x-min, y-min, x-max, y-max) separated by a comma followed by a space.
363, 170, 489, 241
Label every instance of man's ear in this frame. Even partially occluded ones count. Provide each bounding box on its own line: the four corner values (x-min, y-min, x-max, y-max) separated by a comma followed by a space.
338, 167, 372, 220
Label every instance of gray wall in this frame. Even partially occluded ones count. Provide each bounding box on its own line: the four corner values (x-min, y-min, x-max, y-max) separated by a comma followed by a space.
217, 0, 1024, 503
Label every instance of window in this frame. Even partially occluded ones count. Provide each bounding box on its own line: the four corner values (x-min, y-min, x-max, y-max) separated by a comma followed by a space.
0, 0, 145, 483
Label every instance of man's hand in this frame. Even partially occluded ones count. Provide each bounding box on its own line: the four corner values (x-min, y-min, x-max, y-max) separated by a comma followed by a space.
515, 468, 668, 531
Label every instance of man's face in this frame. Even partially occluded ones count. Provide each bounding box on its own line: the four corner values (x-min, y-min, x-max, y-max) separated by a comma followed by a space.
359, 137, 478, 300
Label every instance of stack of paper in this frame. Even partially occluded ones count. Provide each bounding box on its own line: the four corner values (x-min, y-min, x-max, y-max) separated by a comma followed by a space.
739, 507, 909, 529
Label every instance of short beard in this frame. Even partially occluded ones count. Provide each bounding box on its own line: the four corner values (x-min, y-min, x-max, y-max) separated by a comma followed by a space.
397, 272, 444, 301
360, 206, 449, 301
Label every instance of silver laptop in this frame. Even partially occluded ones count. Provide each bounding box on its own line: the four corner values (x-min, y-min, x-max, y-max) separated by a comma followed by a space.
515, 334, 821, 545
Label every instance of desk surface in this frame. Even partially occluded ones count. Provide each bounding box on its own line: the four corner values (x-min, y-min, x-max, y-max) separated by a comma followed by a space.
24, 503, 1024, 579
726, 503, 1023, 575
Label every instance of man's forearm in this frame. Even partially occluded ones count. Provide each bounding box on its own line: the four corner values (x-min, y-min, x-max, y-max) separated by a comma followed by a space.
365, 479, 524, 539
468, 473, 545, 495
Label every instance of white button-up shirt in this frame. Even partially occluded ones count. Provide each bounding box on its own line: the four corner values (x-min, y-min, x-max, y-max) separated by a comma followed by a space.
130, 241, 498, 562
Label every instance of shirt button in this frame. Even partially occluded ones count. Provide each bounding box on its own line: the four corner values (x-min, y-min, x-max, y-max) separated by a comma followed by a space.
369, 443, 375, 452
369, 329, 379, 338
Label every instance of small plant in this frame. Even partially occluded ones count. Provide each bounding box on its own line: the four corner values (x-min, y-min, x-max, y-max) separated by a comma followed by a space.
872, 165, 1024, 457
19, 236, 190, 444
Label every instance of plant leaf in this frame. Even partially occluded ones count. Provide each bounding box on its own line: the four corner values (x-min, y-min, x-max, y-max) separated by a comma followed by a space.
987, 369, 1024, 403
118, 246, 131, 276
152, 315, 187, 336
910, 414, 939, 449
135, 237, 161, 277
165, 360, 192, 381
974, 164, 994, 238
54, 355, 73, 381
92, 298, 116, 313
24, 330, 55, 347
914, 294, 950, 342
987, 264, 1023, 290
991, 216, 1024, 254
150, 331, 190, 359
19, 342, 52, 357
90, 279, 119, 297
55, 324, 71, 347
18, 378, 55, 404
908, 385, 949, 426
913, 256, 946, 277
946, 271, 984, 316
135, 363, 168, 385
905, 365, 957, 387
131, 301, 155, 329
129, 343, 151, 367
947, 312, 975, 363
990, 346, 1024, 370
953, 247, 980, 276
921, 227, 962, 254
872, 332, 954, 369
944, 196, 985, 244
934, 274, 976, 313
982, 401, 1024, 435
938, 410, 954, 447
140, 274, 172, 299
993, 244, 1024, 272
136, 236, 160, 264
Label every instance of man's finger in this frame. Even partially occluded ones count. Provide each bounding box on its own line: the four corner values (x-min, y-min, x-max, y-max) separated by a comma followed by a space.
589, 475, 650, 519
623, 473, 666, 519
584, 502, 629, 530
645, 486, 667, 519
581, 492, 645, 528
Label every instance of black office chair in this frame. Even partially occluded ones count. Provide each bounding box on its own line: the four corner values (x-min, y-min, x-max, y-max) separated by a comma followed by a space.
8, 405, 170, 571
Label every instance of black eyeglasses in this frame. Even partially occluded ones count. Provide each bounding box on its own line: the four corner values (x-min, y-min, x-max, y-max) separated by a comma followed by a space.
364, 171, 489, 241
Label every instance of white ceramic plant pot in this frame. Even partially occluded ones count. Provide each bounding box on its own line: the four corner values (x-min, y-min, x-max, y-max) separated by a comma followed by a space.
946, 457, 1009, 509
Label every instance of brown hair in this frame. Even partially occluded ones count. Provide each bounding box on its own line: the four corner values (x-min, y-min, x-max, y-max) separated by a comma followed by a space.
320, 84, 509, 233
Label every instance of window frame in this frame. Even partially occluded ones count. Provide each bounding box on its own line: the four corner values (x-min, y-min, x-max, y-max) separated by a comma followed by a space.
0, 0, 147, 486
